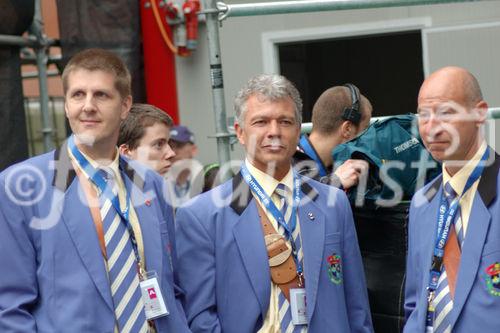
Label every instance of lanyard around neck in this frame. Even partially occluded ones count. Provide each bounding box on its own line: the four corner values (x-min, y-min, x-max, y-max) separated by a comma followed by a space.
240, 164, 303, 275
299, 134, 328, 177
68, 136, 140, 264
240, 164, 300, 241
427, 148, 489, 293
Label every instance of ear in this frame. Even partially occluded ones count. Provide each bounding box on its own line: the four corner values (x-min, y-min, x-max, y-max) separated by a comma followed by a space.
119, 143, 132, 157
475, 100, 488, 127
121, 95, 133, 120
234, 122, 245, 145
64, 102, 70, 119
340, 120, 355, 141
191, 144, 199, 156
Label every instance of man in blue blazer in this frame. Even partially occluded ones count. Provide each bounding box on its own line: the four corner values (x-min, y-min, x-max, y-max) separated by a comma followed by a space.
0, 49, 189, 332
176, 74, 373, 333
404, 66, 500, 332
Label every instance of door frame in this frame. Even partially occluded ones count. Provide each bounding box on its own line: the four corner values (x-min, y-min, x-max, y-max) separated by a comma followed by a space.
261, 17, 432, 74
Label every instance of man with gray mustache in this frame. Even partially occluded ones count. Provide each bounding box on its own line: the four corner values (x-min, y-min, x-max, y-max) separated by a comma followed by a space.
175, 73, 373, 333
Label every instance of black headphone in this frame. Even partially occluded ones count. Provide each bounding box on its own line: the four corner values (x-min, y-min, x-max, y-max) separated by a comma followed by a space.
342, 83, 361, 125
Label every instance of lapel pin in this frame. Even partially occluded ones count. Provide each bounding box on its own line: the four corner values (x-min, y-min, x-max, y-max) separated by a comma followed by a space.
145, 199, 151, 206
308, 212, 315, 220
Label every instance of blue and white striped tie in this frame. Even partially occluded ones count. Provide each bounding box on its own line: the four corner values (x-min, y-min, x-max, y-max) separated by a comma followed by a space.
433, 182, 461, 333
275, 184, 306, 333
99, 168, 148, 333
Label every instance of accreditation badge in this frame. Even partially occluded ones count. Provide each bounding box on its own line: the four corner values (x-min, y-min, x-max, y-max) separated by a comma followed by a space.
485, 262, 500, 297
139, 271, 169, 320
327, 253, 343, 285
290, 288, 308, 325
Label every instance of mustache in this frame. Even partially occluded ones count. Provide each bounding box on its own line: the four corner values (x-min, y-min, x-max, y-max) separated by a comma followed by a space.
263, 139, 285, 147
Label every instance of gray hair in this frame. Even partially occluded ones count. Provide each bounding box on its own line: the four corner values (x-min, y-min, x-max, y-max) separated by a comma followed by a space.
463, 71, 483, 106
233, 74, 303, 126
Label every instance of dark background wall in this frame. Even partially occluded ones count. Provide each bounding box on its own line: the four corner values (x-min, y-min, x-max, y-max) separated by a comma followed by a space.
56, 0, 146, 103
0, 0, 34, 170
279, 30, 424, 121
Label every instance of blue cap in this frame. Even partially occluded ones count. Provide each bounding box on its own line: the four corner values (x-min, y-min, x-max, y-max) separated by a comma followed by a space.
170, 125, 195, 144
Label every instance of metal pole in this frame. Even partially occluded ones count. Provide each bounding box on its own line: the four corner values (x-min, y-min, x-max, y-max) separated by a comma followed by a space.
0, 35, 38, 47
489, 107, 500, 120
31, 0, 54, 151
21, 53, 61, 66
22, 69, 60, 80
205, 0, 492, 166
203, 0, 232, 180
300, 108, 500, 133
217, 0, 488, 20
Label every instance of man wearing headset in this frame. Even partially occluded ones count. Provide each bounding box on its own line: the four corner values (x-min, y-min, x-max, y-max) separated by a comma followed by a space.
293, 84, 372, 190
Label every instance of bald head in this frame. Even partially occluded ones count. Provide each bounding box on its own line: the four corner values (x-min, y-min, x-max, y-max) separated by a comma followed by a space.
417, 66, 488, 164
418, 66, 483, 108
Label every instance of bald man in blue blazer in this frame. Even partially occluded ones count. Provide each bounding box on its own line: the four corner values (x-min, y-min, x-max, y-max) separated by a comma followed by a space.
176, 74, 372, 333
404, 66, 500, 332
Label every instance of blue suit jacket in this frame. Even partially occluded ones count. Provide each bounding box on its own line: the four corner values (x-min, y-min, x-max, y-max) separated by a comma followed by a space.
404, 148, 500, 332
0, 143, 190, 333
175, 171, 373, 333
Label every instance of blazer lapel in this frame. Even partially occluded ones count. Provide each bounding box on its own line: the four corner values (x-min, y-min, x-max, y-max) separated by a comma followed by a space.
230, 173, 271, 321
451, 148, 499, 325
60, 176, 114, 311
296, 179, 322, 322
450, 196, 490, 324
53, 142, 114, 311
233, 202, 271, 320
421, 176, 444, 263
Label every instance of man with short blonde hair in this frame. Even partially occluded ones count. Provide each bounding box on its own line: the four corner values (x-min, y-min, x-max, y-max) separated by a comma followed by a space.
0, 48, 189, 332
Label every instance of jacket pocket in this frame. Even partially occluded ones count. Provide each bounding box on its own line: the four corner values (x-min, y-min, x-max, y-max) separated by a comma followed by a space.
325, 232, 341, 245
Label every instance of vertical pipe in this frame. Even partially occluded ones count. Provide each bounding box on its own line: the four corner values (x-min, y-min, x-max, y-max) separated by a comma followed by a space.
24, 98, 35, 155
32, 0, 53, 151
203, 0, 231, 179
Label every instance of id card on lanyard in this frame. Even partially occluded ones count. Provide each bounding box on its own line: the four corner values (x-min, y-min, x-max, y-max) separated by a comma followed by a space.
69, 135, 170, 320
240, 165, 308, 325
425, 148, 489, 330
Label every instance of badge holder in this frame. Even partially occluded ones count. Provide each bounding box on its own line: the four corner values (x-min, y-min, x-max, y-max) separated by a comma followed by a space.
425, 294, 435, 333
139, 271, 169, 320
290, 287, 308, 325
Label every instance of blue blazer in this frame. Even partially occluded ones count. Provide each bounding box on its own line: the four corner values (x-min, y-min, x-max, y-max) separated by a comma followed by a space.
175, 172, 373, 333
404, 148, 500, 332
0, 143, 190, 333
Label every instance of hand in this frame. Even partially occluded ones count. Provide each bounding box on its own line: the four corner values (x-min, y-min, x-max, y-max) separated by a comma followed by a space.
334, 159, 369, 190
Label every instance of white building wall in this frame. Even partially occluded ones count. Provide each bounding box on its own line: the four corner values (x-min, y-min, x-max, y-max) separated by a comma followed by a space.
175, 0, 500, 165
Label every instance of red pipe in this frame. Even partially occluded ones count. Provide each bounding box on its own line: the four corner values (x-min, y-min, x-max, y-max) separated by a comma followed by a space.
139, 0, 180, 124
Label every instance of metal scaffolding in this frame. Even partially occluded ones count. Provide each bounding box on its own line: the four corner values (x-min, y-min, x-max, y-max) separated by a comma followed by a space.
0, 0, 497, 162
300, 108, 500, 134
201, 0, 494, 174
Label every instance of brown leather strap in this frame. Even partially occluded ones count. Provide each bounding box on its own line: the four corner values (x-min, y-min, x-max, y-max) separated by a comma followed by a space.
444, 224, 461, 298
73, 164, 107, 259
256, 204, 304, 301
